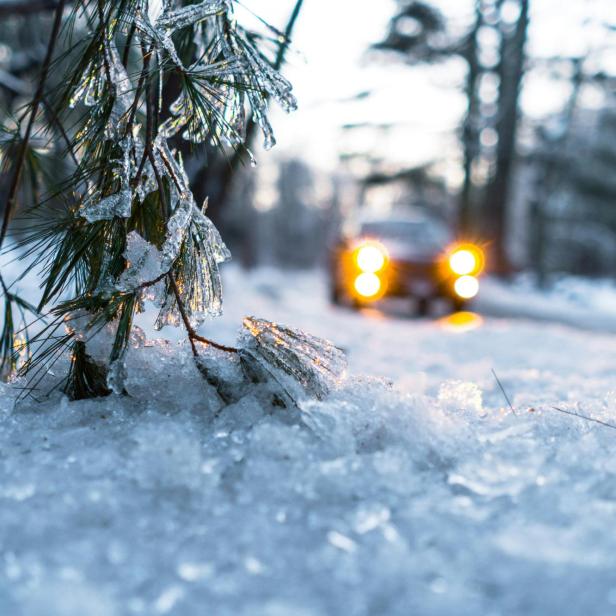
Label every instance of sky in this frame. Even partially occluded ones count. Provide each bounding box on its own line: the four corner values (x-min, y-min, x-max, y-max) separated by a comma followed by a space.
237, 0, 616, 184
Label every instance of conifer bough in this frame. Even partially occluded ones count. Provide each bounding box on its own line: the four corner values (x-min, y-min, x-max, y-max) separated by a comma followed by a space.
1, 0, 347, 402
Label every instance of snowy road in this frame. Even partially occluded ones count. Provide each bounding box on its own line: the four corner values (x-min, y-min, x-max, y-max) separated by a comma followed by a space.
3, 268, 616, 615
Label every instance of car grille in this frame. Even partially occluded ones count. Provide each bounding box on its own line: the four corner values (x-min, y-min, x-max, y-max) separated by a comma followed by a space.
387, 260, 439, 295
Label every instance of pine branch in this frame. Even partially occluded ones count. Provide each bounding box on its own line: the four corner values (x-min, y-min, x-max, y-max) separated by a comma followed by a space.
168, 273, 238, 356
3, 0, 297, 397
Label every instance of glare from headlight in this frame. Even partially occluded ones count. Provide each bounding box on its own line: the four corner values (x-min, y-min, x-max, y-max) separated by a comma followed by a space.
354, 272, 382, 298
454, 275, 479, 299
356, 244, 386, 273
449, 249, 478, 276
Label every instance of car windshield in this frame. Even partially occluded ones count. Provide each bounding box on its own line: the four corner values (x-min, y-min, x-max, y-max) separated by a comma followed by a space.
360, 220, 450, 251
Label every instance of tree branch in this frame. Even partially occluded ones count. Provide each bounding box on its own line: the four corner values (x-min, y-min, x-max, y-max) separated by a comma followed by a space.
168, 274, 238, 356
0, 0, 66, 251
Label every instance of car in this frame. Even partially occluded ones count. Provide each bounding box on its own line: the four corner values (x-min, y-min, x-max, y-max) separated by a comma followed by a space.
328, 214, 485, 314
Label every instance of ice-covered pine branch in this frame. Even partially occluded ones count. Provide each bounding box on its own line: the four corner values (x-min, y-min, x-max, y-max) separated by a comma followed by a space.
4, 0, 334, 404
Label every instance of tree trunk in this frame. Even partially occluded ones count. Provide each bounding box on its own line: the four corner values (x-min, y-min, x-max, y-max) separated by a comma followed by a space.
458, 0, 482, 235
482, 0, 529, 275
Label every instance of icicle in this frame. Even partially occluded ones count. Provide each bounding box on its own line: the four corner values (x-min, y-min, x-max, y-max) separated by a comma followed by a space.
106, 356, 127, 395
239, 318, 348, 402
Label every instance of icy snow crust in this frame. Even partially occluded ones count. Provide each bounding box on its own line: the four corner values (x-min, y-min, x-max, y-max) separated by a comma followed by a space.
3, 270, 616, 615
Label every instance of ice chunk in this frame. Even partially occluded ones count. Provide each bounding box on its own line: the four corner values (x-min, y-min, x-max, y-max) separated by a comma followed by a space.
79, 189, 132, 223
239, 317, 347, 403
438, 380, 484, 415
117, 232, 164, 291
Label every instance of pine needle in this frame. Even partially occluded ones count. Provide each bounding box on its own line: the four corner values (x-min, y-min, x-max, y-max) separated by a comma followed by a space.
550, 406, 616, 432
491, 368, 516, 415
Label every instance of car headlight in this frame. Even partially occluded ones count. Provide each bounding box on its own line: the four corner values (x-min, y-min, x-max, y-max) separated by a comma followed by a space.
355, 243, 387, 273
354, 272, 382, 298
454, 275, 480, 299
449, 245, 484, 276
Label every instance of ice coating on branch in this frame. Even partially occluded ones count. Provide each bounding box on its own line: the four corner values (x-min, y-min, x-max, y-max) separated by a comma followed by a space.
212, 15, 297, 150
158, 57, 246, 145
137, 0, 229, 69
79, 137, 135, 222
154, 202, 231, 329
71, 38, 132, 136
111, 134, 231, 321
239, 317, 348, 402
104, 38, 133, 135
157, 0, 230, 31
140, 4, 297, 150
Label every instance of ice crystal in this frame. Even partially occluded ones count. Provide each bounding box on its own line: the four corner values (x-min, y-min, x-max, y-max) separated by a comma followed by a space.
239, 317, 348, 403
104, 37, 133, 135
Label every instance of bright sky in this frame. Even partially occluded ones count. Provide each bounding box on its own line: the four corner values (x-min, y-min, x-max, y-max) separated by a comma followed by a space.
237, 0, 616, 180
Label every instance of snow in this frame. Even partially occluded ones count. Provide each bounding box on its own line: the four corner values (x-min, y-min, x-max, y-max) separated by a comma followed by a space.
477, 274, 616, 333
3, 267, 616, 615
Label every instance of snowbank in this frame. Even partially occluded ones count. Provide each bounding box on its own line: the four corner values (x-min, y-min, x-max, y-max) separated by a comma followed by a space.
3, 268, 616, 615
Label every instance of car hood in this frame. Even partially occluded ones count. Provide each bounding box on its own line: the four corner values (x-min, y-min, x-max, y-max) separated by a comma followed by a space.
377, 238, 443, 263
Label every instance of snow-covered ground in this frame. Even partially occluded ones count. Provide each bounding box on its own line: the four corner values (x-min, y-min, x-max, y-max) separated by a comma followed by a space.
477, 274, 616, 333
3, 267, 616, 615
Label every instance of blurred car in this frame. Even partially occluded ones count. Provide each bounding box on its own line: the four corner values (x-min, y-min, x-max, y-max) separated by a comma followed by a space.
329, 215, 485, 314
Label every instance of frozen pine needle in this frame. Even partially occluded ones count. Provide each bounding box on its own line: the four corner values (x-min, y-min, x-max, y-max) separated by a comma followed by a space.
549, 406, 616, 432
491, 368, 517, 416
239, 317, 347, 402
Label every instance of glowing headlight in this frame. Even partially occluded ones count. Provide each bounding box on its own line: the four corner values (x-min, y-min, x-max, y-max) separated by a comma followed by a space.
354, 272, 382, 298
454, 275, 479, 299
449, 248, 478, 276
355, 244, 387, 273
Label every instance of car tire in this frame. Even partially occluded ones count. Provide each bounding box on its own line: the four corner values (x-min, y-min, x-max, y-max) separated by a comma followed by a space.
330, 281, 344, 306
452, 298, 467, 312
416, 298, 431, 317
